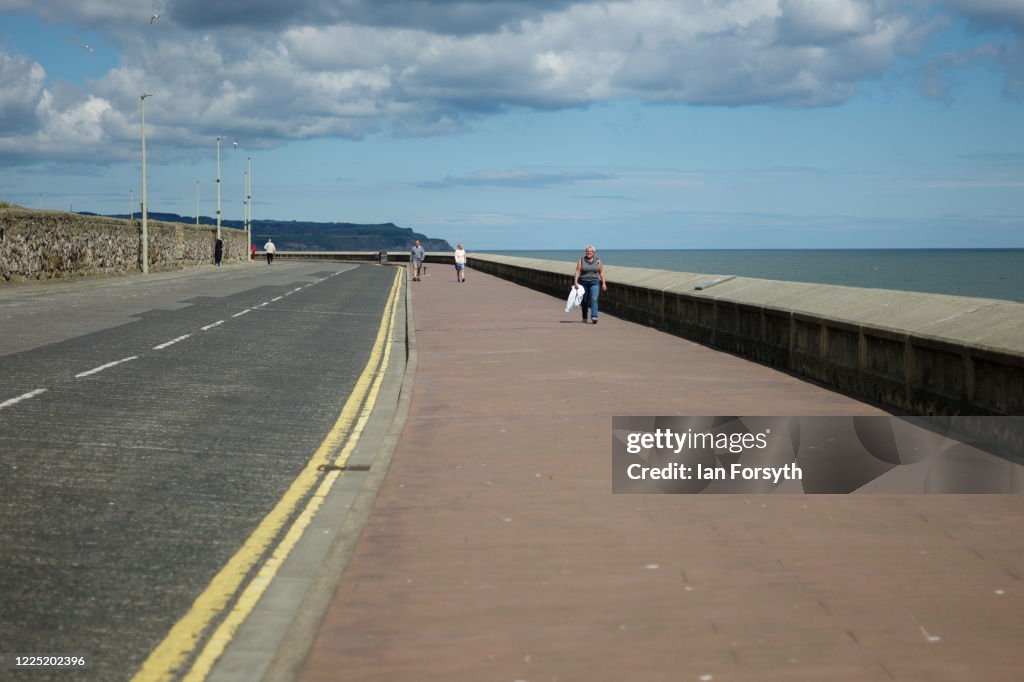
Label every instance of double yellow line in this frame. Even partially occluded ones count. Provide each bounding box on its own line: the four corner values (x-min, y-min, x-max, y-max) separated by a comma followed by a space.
132, 267, 403, 682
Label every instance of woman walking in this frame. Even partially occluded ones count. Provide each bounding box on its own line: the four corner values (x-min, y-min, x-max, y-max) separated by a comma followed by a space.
573, 245, 607, 324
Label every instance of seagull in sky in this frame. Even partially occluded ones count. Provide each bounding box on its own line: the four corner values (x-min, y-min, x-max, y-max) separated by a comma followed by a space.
150, 13, 161, 23
81, 44, 94, 54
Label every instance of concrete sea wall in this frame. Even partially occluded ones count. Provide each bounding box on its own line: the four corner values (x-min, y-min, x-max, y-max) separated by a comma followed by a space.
465, 254, 1024, 428
0, 208, 248, 281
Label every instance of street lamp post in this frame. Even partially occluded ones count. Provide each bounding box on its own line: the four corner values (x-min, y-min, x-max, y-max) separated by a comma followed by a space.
140, 93, 152, 274
243, 169, 248, 247
246, 156, 253, 259
195, 180, 200, 225
215, 136, 222, 240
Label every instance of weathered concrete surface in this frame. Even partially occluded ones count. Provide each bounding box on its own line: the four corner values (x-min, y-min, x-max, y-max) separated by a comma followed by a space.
296, 267, 1024, 682
466, 255, 1024, 434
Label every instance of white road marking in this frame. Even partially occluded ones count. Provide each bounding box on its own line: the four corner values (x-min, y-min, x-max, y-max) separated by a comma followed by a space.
2, 270, 344, 413
0, 388, 47, 410
76, 356, 138, 378
153, 334, 192, 350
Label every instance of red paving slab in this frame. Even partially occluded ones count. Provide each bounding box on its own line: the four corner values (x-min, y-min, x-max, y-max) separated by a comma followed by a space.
298, 267, 1024, 682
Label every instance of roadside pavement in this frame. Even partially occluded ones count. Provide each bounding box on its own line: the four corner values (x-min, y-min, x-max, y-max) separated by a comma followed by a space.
294, 264, 1024, 682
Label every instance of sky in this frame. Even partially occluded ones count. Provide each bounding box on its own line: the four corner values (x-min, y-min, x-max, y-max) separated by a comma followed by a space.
0, 0, 1022, 250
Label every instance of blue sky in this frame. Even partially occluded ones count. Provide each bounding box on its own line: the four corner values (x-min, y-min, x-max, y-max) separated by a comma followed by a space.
1, 0, 1022, 249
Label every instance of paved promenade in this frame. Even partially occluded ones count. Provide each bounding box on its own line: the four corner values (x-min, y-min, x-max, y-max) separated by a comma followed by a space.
295, 266, 1023, 681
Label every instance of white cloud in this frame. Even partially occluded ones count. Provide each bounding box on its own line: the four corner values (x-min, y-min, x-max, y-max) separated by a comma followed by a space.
418, 169, 615, 189
0, 0, 158, 27
918, 1, 1024, 101
945, 0, 1024, 34
0, 52, 47, 135
0, 0, 1017, 164
776, 0, 874, 45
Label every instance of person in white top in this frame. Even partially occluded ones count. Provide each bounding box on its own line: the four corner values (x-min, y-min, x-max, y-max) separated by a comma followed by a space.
264, 239, 277, 265
453, 243, 467, 283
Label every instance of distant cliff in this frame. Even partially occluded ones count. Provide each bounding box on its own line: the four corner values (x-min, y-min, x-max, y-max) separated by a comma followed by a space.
91, 212, 453, 252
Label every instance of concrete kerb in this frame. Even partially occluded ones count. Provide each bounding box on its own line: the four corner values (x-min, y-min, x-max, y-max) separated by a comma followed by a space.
205, 263, 418, 682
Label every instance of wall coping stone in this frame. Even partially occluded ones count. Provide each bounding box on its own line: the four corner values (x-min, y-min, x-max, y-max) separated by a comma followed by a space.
468, 254, 1024, 358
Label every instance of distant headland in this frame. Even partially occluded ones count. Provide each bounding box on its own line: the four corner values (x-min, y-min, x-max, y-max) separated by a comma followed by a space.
81, 211, 453, 252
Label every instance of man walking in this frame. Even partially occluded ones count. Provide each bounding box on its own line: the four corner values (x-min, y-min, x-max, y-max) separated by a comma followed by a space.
264, 238, 276, 265
410, 239, 425, 281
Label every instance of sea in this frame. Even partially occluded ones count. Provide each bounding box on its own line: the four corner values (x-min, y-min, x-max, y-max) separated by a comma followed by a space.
488, 249, 1024, 304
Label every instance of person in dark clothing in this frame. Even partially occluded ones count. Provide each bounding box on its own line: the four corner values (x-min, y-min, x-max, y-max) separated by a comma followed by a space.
214, 238, 224, 266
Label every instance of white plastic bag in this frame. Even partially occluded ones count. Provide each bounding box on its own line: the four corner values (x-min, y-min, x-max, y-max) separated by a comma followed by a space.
564, 284, 585, 312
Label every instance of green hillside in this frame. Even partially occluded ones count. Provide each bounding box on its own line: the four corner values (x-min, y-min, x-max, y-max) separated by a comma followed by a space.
91, 212, 453, 251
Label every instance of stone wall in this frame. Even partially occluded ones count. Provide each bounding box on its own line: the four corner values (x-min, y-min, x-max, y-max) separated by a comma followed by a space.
466, 254, 1024, 425
0, 208, 248, 281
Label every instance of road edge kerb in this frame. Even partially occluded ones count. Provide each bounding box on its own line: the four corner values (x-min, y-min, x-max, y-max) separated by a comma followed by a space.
258, 264, 418, 682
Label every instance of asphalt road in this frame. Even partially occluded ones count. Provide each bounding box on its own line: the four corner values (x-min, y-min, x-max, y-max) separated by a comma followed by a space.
0, 262, 400, 681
